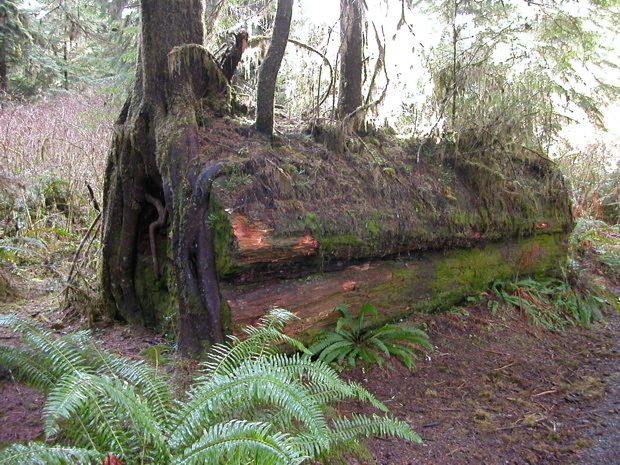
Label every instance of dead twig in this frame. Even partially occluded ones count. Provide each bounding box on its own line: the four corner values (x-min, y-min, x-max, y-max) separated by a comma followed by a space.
532, 389, 557, 397
492, 361, 516, 371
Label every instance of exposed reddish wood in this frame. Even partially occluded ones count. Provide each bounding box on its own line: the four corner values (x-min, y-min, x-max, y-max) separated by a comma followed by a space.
231, 214, 319, 264
223, 261, 396, 335
222, 235, 568, 340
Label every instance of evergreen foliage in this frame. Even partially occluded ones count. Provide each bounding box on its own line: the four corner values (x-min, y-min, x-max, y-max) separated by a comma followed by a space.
0, 0, 30, 92
490, 276, 607, 329
5, 0, 137, 96
414, 0, 620, 151
0, 309, 421, 464
309, 303, 433, 371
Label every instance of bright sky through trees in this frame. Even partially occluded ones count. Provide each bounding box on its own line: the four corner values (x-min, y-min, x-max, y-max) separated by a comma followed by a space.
298, 0, 620, 162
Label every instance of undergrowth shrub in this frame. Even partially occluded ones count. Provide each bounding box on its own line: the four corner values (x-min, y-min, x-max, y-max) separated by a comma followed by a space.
0, 90, 113, 299
490, 277, 606, 329
0, 309, 421, 464
570, 218, 620, 285
309, 303, 433, 371
489, 217, 620, 328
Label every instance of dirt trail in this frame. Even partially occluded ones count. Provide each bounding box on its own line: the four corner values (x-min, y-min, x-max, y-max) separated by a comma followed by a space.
575, 314, 620, 465
342, 307, 620, 464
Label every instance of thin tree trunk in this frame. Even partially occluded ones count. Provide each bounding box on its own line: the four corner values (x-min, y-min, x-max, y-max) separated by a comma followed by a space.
255, 0, 294, 136
337, 0, 364, 119
0, 46, 7, 93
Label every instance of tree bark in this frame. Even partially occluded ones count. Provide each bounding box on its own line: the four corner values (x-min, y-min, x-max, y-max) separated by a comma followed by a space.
0, 45, 7, 93
255, 0, 294, 136
337, 0, 364, 120
0, 0, 21, 94
101, 0, 231, 357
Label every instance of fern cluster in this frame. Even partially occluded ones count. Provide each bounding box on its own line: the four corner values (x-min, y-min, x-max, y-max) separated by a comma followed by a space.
491, 277, 607, 329
0, 309, 421, 464
309, 303, 433, 371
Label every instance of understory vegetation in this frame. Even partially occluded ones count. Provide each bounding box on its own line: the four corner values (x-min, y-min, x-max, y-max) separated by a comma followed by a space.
309, 303, 433, 371
0, 309, 420, 464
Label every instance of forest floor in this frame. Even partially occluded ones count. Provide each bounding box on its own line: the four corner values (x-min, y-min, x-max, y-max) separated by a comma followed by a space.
1, 290, 620, 465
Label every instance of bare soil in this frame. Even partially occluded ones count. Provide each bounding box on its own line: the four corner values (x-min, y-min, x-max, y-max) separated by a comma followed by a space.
1, 294, 619, 465
342, 305, 620, 465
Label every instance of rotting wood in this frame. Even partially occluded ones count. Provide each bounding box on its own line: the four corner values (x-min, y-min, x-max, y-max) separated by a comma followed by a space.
221, 234, 569, 340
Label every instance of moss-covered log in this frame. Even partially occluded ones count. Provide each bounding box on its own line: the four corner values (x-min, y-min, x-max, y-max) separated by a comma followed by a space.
202, 129, 572, 337
130, 112, 573, 342
100, 0, 573, 356
222, 234, 567, 339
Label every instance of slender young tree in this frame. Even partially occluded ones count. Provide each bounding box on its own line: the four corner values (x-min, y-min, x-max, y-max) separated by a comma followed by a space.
255, 0, 294, 136
337, 0, 364, 120
101, 0, 233, 357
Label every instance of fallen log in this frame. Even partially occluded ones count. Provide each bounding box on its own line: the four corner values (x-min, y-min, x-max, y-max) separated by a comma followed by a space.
126, 110, 573, 342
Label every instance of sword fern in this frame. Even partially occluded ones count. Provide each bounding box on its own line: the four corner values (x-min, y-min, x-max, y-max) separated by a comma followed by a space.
0, 309, 421, 464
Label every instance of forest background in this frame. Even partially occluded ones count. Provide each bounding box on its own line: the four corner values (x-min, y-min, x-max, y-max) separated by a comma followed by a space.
1, 0, 620, 302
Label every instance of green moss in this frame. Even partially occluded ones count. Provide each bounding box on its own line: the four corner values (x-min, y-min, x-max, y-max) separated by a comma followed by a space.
336, 234, 570, 329
134, 253, 178, 339
366, 220, 380, 237
319, 234, 371, 258
208, 197, 241, 276
305, 213, 318, 230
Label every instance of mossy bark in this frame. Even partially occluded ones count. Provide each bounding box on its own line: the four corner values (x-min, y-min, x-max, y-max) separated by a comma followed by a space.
101, 0, 231, 357
255, 0, 293, 136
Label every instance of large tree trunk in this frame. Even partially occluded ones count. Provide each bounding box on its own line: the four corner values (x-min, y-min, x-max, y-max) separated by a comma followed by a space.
337, 0, 364, 120
255, 0, 294, 136
101, 0, 231, 357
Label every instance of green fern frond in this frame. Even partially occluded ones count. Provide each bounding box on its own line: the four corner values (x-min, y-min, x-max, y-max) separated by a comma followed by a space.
0, 315, 92, 386
43, 373, 96, 436
344, 381, 389, 412
372, 325, 433, 349
94, 376, 168, 456
170, 363, 330, 450
44, 373, 131, 456
331, 413, 422, 444
176, 420, 307, 465
356, 302, 379, 333
310, 304, 432, 371
334, 304, 353, 331
0, 442, 100, 465
384, 344, 419, 370
101, 355, 172, 423
0, 344, 57, 389
1, 310, 421, 464
202, 309, 308, 377
263, 353, 387, 411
